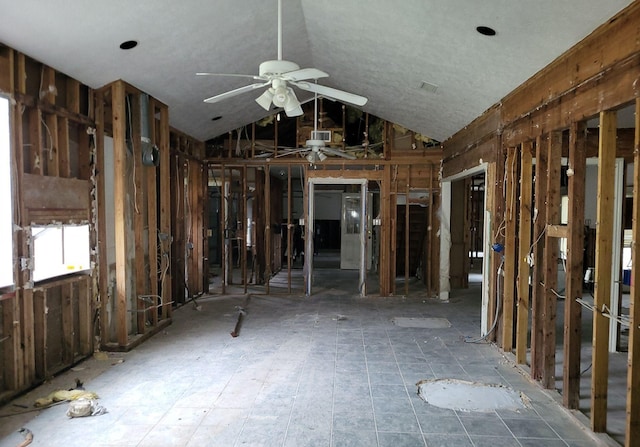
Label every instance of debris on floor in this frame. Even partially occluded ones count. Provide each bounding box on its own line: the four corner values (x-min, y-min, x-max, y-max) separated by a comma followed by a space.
66, 398, 107, 418
16, 427, 33, 447
417, 378, 530, 412
333, 314, 348, 321
34, 389, 99, 408
230, 306, 246, 337
392, 317, 451, 328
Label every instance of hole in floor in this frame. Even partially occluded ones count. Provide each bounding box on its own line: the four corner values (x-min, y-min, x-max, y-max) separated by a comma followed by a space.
417, 378, 530, 412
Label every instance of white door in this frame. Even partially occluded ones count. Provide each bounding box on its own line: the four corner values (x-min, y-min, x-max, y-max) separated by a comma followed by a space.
341, 193, 360, 269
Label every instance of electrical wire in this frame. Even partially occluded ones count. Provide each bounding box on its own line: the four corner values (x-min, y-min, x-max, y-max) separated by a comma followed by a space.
465, 257, 504, 343
125, 95, 140, 215
40, 117, 53, 161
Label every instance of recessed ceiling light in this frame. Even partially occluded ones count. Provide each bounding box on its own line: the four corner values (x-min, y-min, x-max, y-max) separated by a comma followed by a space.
476, 26, 496, 36
419, 81, 439, 94
211, 116, 222, 121
119, 40, 138, 50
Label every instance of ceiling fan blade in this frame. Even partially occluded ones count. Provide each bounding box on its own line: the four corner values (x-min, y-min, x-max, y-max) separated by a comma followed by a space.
292, 81, 368, 106
204, 82, 269, 104
319, 146, 357, 160
282, 68, 329, 82
197, 72, 263, 80
275, 148, 306, 158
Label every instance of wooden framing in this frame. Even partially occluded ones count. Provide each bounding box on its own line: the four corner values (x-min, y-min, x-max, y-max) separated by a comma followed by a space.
0, 49, 97, 403
502, 147, 518, 351
531, 135, 547, 380
591, 110, 617, 432
562, 122, 586, 409
626, 97, 640, 446
94, 80, 174, 351
515, 142, 533, 364
404, 166, 410, 297
265, 163, 271, 293
111, 81, 129, 346
440, 5, 640, 444
541, 130, 562, 389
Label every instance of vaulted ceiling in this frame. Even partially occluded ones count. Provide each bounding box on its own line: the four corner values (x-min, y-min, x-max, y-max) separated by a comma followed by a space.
0, 0, 633, 143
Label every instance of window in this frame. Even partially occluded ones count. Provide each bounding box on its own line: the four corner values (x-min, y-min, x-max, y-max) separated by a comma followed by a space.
31, 224, 90, 282
0, 96, 13, 288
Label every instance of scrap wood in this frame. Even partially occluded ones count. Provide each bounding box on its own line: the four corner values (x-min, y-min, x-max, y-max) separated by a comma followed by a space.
16, 428, 33, 447
230, 294, 252, 338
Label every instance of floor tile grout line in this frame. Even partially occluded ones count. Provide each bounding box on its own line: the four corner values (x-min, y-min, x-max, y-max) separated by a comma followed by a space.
492, 363, 572, 445
279, 310, 316, 446
360, 310, 382, 447
491, 410, 526, 447
329, 309, 339, 447
383, 325, 428, 447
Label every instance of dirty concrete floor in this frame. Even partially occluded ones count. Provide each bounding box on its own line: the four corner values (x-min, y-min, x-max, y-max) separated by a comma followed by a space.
0, 268, 614, 446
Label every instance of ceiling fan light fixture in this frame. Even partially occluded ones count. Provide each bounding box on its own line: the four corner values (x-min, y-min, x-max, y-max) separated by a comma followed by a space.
318, 151, 327, 162
272, 86, 288, 107
283, 88, 303, 116
256, 88, 274, 111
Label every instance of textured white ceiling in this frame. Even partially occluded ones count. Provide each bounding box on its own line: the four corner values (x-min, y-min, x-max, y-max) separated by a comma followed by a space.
0, 0, 633, 142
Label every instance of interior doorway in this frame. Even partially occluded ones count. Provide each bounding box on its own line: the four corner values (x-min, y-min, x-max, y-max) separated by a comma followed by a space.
441, 164, 491, 335
306, 178, 371, 296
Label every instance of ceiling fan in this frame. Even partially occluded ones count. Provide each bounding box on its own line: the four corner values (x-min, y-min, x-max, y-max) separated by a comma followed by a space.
197, 0, 368, 117
252, 91, 356, 162
301, 92, 356, 162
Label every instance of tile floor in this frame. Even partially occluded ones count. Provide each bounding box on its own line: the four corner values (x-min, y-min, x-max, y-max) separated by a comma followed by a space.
0, 270, 615, 446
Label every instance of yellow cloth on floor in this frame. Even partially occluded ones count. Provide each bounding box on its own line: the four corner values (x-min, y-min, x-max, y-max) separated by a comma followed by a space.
34, 389, 99, 407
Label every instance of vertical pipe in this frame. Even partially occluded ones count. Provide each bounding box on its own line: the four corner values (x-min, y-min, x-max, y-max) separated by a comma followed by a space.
287, 164, 292, 293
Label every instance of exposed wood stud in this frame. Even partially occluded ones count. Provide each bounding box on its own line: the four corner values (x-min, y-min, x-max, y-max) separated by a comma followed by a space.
131, 93, 146, 334
112, 81, 130, 346
591, 110, 617, 432
159, 104, 172, 318
147, 100, 159, 327
541, 130, 562, 389
405, 166, 410, 297
265, 163, 271, 294
287, 164, 292, 293
95, 88, 109, 346
516, 141, 533, 364
61, 283, 74, 364
563, 121, 586, 409
221, 164, 227, 293
243, 165, 248, 293
626, 97, 640, 446
502, 146, 518, 352
531, 135, 547, 380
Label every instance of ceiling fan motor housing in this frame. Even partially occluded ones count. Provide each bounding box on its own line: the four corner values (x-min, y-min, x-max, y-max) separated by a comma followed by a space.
259, 60, 300, 77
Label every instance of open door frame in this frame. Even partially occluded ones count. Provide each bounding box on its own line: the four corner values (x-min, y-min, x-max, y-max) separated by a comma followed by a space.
305, 177, 369, 297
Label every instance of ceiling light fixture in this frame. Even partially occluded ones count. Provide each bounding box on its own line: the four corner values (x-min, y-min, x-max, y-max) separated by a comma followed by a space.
255, 79, 303, 117
476, 26, 496, 36
419, 81, 439, 94
119, 40, 138, 50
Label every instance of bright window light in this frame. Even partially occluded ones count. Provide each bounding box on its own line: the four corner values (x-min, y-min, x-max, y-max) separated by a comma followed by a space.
31, 224, 90, 282
0, 96, 13, 288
